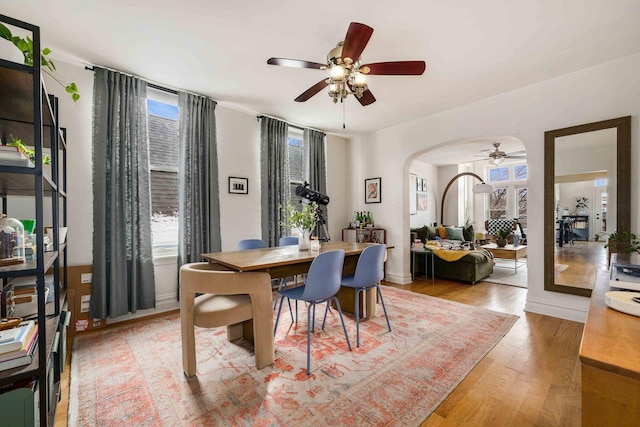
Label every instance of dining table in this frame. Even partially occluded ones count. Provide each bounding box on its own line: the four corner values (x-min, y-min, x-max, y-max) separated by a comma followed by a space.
201, 241, 392, 319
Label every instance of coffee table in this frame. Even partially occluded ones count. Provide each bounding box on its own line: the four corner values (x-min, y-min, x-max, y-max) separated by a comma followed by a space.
480, 243, 527, 273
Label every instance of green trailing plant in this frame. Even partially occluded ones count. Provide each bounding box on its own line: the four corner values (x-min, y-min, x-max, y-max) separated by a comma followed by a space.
496, 228, 511, 240
0, 23, 79, 102
604, 230, 640, 254
5, 135, 51, 165
280, 201, 318, 233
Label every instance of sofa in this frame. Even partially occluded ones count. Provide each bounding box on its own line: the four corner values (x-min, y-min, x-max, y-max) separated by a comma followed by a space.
410, 224, 494, 284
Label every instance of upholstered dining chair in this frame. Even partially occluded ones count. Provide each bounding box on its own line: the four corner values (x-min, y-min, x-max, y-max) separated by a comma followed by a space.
274, 250, 352, 374
338, 244, 391, 347
236, 239, 267, 251
179, 262, 274, 376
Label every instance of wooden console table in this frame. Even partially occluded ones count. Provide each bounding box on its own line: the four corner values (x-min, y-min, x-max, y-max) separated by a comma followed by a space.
579, 269, 640, 426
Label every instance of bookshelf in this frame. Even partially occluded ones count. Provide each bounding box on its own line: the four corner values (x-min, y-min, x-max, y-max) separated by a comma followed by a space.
0, 14, 69, 426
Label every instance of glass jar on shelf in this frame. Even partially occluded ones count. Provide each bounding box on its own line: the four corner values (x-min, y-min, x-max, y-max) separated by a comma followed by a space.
0, 214, 26, 265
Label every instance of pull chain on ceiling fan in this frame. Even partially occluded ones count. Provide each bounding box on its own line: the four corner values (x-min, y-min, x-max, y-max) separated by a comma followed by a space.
267, 22, 426, 107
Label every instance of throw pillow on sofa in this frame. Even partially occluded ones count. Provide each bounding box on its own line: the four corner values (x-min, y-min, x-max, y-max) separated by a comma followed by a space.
437, 226, 448, 239
445, 226, 465, 241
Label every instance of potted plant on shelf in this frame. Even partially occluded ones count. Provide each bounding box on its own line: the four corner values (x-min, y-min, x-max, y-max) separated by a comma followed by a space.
575, 197, 588, 215
496, 228, 511, 248
0, 23, 79, 101
604, 230, 640, 266
281, 201, 318, 250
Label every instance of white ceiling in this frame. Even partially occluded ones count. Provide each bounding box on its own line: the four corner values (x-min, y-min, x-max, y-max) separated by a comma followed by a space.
3, 0, 640, 138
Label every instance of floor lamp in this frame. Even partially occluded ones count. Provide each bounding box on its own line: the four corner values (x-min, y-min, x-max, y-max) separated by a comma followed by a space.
440, 172, 495, 225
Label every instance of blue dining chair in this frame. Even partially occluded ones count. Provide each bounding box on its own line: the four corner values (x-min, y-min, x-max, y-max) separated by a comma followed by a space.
274, 250, 352, 374
338, 244, 391, 347
276, 236, 300, 311
236, 239, 267, 251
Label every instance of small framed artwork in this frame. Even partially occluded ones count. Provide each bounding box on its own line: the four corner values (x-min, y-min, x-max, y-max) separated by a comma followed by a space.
228, 176, 248, 194
409, 174, 417, 214
365, 177, 382, 204
421, 178, 428, 192
417, 192, 428, 211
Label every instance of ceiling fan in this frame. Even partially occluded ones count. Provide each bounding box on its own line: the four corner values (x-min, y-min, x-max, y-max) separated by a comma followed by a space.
478, 143, 526, 165
267, 22, 426, 106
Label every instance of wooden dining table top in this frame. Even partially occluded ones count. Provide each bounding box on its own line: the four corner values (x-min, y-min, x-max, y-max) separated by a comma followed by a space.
202, 241, 386, 270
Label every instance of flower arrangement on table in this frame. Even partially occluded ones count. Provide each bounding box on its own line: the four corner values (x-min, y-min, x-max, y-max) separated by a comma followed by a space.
280, 201, 318, 233
575, 197, 588, 211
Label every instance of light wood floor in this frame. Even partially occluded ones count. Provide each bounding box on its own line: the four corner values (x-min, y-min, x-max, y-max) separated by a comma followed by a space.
55, 277, 584, 426
555, 241, 607, 290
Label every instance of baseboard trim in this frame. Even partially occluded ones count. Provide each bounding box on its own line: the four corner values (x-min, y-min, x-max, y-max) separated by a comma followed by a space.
525, 297, 588, 323
106, 292, 179, 325
385, 271, 413, 285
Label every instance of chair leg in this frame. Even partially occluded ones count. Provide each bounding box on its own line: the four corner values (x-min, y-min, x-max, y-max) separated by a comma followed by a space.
376, 284, 392, 332
321, 302, 330, 330
274, 295, 287, 335
306, 302, 314, 374
354, 288, 362, 347
331, 297, 352, 351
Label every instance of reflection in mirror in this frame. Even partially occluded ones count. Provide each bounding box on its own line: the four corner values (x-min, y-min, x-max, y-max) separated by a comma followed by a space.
553, 129, 615, 291
544, 117, 631, 297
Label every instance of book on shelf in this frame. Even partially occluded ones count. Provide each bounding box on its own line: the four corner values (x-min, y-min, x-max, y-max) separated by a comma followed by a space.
0, 340, 38, 371
0, 324, 37, 366
0, 320, 36, 355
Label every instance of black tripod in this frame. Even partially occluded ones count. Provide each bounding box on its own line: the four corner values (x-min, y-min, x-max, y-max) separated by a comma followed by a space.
315, 206, 331, 242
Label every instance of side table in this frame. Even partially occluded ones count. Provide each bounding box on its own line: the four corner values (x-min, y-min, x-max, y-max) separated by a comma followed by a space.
411, 247, 435, 283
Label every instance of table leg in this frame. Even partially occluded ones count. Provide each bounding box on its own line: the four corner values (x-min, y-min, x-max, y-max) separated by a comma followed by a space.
430, 252, 435, 283
364, 287, 377, 320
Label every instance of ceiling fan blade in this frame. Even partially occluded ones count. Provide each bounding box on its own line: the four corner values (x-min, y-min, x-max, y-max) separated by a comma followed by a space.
341, 22, 373, 63
267, 58, 326, 70
507, 150, 526, 156
347, 82, 376, 106
294, 80, 328, 102
506, 154, 527, 159
355, 88, 376, 106
362, 61, 426, 75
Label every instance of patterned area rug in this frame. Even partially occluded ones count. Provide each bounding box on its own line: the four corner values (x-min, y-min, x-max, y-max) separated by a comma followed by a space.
69, 287, 517, 426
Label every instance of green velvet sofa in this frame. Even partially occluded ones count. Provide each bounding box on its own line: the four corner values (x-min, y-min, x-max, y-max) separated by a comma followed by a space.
410, 225, 494, 284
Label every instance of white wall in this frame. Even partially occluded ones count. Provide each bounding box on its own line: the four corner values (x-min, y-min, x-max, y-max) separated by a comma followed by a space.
348, 52, 640, 322
42, 60, 350, 322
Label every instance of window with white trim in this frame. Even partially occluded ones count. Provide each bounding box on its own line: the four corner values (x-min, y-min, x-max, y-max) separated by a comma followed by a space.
147, 90, 179, 258
288, 128, 305, 212
487, 163, 528, 228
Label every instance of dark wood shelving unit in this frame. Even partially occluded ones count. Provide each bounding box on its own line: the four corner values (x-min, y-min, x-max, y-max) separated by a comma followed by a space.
0, 13, 69, 426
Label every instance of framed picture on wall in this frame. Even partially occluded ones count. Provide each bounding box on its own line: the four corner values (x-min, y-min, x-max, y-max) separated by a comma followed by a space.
421, 178, 428, 192
229, 176, 248, 194
417, 192, 428, 211
365, 177, 382, 204
409, 174, 417, 214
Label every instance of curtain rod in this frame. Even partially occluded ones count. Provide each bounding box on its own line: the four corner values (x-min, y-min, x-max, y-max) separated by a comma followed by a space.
84, 65, 213, 100
256, 114, 325, 134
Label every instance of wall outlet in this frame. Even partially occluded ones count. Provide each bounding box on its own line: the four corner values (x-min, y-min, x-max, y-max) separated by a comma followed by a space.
81, 273, 92, 284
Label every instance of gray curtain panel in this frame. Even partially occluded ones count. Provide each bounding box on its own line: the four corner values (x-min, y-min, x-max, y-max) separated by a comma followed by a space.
178, 92, 220, 269
260, 117, 290, 247
304, 128, 328, 239
91, 67, 156, 319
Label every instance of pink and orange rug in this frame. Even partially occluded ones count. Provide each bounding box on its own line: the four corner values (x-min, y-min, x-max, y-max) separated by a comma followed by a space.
69, 286, 517, 426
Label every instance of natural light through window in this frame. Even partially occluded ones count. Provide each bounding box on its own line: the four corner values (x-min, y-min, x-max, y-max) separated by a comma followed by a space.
148, 94, 179, 258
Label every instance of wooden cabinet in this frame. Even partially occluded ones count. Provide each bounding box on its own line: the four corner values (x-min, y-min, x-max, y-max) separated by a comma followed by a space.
579, 269, 640, 426
0, 14, 68, 426
342, 228, 386, 244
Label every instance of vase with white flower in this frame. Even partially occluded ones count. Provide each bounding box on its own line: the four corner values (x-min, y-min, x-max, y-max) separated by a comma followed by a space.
575, 197, 588, 215
281, 201, 318, 250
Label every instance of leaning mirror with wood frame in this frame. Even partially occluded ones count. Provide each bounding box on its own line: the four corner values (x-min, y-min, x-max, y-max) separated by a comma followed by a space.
544, 116, 631, 297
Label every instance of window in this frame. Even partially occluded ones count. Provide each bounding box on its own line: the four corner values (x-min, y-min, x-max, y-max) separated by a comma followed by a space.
288, 129, 305, 211
486, 163, 528, 227
489, 187, 508, 219
147, 92, 179, 257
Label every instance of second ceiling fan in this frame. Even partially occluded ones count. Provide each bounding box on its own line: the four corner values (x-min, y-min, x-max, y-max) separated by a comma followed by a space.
267, 22, 426, 106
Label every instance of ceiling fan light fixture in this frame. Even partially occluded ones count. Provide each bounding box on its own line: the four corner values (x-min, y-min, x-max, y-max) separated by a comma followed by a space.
330, 65, 346, 80
490, 156, 504, 166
